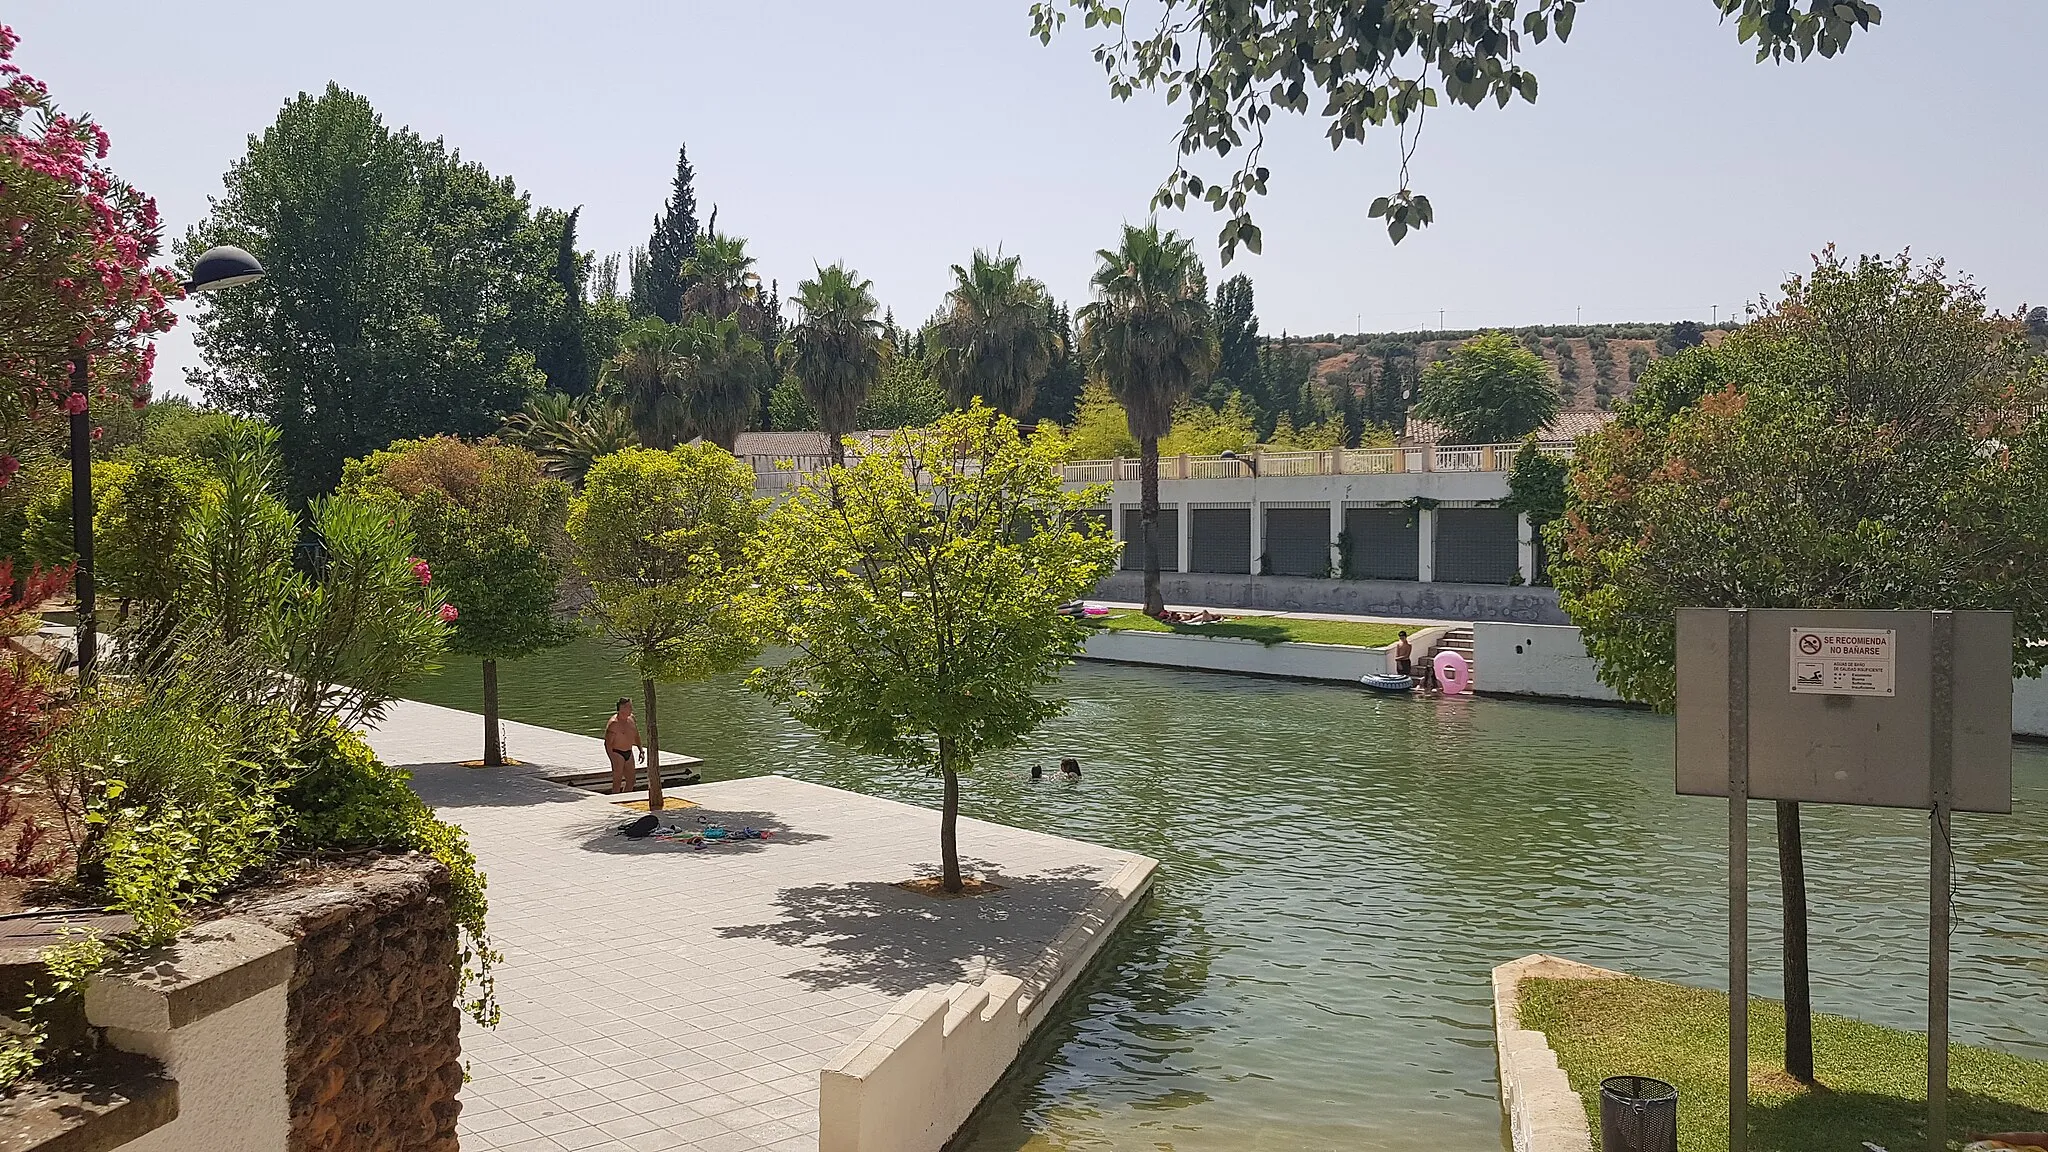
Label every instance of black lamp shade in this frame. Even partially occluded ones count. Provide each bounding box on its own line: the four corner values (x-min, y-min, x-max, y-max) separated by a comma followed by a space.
183, 245, 267, 293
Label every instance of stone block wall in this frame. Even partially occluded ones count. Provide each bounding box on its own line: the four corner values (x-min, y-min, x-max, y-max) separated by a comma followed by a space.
237, 854, 464, 1152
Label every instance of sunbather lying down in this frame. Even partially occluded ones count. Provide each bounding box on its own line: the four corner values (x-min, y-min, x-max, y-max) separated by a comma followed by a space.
1154, 608, 1225, 625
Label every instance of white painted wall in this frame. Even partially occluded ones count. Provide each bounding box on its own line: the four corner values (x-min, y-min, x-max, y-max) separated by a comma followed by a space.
819, 856, 1158, 1152
2016, 675, 2048, 738
1472, 623, 1624, 702
1081, 627, 1401, 679
1081, 468, 1512, 508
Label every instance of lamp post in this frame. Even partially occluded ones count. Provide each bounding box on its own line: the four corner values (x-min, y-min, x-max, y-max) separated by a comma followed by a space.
70, 245, 265, 683
1220, 449, 1258, 477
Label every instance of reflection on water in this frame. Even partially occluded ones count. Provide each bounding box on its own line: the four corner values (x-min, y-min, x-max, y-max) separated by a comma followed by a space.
405, 636, 2048, 1151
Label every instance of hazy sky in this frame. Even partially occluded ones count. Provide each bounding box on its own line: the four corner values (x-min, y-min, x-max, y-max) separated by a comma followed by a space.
9, 1, 2045, 396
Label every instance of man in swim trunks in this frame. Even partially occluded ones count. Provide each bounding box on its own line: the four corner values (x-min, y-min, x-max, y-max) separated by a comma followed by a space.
604, 697, 641, 794
1394, 631, 1413, 677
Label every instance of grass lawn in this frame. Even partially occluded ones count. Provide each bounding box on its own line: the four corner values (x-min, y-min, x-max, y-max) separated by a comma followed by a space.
1517, 976, 2048, 1152
1087, 610, 1408, 648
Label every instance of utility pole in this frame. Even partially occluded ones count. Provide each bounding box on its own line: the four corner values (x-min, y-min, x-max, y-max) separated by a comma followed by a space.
1437, 308, 1444, 331
1713, 303, 1719, 325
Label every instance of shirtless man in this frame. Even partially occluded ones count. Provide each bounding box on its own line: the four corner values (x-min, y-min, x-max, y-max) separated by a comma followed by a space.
604, 698, 641, 794
1393, 631, 1413, 677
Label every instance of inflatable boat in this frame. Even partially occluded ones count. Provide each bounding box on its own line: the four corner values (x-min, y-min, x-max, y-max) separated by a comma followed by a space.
1359, 673, 1415, 693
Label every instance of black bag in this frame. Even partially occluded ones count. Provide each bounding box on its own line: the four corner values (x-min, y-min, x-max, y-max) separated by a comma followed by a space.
620, 814, 659, 839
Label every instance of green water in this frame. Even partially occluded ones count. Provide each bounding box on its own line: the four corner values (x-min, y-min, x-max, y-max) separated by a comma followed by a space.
404, 636, 2048, 1151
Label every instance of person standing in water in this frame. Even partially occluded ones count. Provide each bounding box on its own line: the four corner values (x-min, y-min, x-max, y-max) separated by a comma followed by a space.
605, 698, 641, 794
1394, 631, 1413, 678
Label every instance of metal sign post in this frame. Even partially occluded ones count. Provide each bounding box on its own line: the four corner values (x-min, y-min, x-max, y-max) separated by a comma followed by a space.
1727, 611, 1749, 1152
1674, 609, 2012, 1152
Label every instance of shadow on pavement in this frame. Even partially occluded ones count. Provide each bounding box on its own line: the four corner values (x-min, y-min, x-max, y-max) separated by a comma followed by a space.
714, 859, 1116, 996
569, 805, 832, 856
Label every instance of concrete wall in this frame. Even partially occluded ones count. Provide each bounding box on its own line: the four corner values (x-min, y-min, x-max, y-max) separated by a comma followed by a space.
1082, 628, 1398, 679
1473, 623, 1624, 702
1094, 572, 1567, 624
1492, 954, 1619, 1152
1084, 467, 1511, 509
818, 855, 1157, 1152
2017, 675, 2048, 739
85, 917, 297, 1152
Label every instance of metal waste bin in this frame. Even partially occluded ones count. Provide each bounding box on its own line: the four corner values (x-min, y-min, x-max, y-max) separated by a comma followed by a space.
1599, 1075, 1677, 1152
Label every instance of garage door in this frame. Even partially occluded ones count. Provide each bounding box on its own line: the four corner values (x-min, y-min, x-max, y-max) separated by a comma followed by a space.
1188, 507, 1251, 573
1342, 507, 1419, 580
1434, 507, 1518, 584
1119, 506, 1180, 572
1263, 507, 1330, 577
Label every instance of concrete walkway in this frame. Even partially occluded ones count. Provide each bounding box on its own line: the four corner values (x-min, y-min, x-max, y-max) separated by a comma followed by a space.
366, 700, 1149, 1152
1090, 599, 1462, 627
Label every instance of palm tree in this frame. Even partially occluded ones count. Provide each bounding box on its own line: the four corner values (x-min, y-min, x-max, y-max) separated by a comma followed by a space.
674, 314, 768, 453
933, 250, 1059, 418
790, 263, 885, 466
1077, 222, 1216, 617
612, 317, 692, 449
501, 391, 637, 485
681, 230, 761, 327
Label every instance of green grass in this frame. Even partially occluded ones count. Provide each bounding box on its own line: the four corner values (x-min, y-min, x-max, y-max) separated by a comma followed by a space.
1087, 611, 1408, 648
1517, 976, 2048, 1152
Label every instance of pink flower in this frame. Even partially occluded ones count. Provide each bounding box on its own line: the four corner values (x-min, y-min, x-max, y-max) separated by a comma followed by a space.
61, 392, 88, 415
438, 603, 459, 623
411, 558, 432, 586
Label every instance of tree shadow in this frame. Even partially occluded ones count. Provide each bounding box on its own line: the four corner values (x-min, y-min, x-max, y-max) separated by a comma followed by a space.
403, 763, 594, 810
1748, 1085, 2048, 1152
714, 860, 1121, 997
569, 804, 832, 857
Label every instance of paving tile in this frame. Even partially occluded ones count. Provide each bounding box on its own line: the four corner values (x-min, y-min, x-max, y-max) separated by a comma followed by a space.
370, 697, 1148, 1152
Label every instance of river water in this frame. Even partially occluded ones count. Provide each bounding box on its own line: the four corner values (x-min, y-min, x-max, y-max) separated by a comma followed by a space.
402, 637, 2048, 1151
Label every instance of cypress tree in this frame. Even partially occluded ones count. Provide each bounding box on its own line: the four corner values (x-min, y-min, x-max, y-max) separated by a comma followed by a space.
539, 207, 590, 395
633, 146, 699, 323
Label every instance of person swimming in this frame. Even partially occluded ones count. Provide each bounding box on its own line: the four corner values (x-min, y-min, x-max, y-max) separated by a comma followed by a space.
1030, 764, 1044, 781
1060, 758, 1082, 780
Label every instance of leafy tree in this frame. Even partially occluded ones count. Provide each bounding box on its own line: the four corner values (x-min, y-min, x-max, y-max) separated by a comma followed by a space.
1030, 1, 1882, 255
1548, 249, 2045, 1083
2028, 305, 2048, 349
1263, 411, 1345, 450
342, 437, 573, 764
1661, 319, 1708, 355
0, 24, 180, 431
631, 147, 699, 323
182, 84, 559, 503
1066, 380, 1138, 459
681, 231, 762, 328
752, 406, 1119, 891
176, 423, 298, 646
934, 250, 1060, 418
790, 263, 884, 465
1213, 274, 1262, 404
860, 353, 948, 430
1412, 331, 1559, 443
1078, 223, 1216, 615
1026, 304, 1089, 426
567, 445, 762, 810
536, 207, 591, 396
96, 456, 216, 612
1161, 394, 1257, 456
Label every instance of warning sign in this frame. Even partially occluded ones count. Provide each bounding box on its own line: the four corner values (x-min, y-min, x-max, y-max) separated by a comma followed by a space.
1789, 628, 1895, 697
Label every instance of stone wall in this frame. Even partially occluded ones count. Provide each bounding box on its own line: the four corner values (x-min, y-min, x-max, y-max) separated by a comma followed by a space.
1492, 954, 1618, 1152
1094, 572, 1568, 624
236, 855, 464, 1152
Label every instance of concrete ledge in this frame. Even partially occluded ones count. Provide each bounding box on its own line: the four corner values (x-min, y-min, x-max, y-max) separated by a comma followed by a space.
0, 1054, 177, 1152
82, 918, 292, 1033
1081, 628, 1394, 681
1492, 953, 1624, 1152
819, 853, 1159, 1152
1095, 572, 1568, 623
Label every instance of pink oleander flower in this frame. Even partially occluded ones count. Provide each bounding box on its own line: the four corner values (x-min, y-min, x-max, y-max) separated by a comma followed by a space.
438, 603, 459, 623
411, 558, 432, 586
61, 392, 88, 415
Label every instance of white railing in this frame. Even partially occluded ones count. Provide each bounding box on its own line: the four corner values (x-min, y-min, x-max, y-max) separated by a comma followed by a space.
1055, 441, 1571, 482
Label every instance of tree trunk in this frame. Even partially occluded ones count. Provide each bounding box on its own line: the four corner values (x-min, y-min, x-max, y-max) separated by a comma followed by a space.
1778, 799, 1813, 1080
482, 659, 503, 767
1139, 435, 1164, 617
939, 737, 962, 894
642, 678, 664, 811
828, 432, 846, 469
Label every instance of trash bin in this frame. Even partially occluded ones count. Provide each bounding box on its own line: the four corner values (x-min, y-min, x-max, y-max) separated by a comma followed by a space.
1599, 1075, 1678, 1152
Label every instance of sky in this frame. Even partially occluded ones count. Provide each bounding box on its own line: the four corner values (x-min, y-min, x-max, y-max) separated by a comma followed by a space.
8, 1, 2045, 397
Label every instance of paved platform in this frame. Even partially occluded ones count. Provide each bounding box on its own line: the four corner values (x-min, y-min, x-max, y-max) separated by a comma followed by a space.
366, 699, 1150, 1152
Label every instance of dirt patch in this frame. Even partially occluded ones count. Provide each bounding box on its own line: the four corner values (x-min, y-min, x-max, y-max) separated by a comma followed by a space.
895, 876, 1006, 899
611, 798, 700, 812
0, 778, 80, 915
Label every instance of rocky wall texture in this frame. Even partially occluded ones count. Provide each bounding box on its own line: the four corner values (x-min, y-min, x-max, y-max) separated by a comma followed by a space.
234, 855, 463, 1152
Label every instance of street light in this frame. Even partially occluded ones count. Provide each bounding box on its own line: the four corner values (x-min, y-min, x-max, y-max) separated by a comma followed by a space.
1220, 449, 1258, 477
70, 245, 266, 682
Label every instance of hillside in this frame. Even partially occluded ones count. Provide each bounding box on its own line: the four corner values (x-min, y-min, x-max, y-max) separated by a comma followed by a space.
1276, 322, 1734, 414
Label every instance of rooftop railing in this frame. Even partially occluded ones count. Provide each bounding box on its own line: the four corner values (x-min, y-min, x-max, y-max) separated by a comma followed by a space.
746, 440, 1574, 490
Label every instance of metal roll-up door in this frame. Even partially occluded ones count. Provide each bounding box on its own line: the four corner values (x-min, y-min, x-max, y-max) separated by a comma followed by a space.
1119, 506, 1180, 572
1343, 507, 1419, 580
1434, 507, 1519, 584
1189, 508, 1251, 573
1263, 507, 1329, 577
